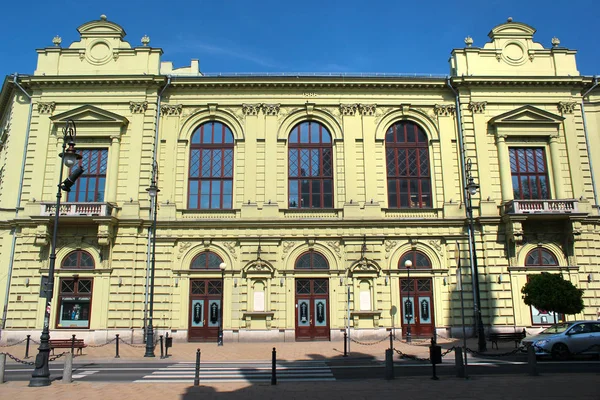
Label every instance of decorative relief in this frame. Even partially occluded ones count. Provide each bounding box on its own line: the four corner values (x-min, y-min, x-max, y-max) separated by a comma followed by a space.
262, 103, 280, 116
359, 104, 377, 116
129, 101, 148, 114
433, 104, 455, 116
52, 35, 62, 47
223, 241, 238, 260
242, 104, 261, 116
339, 104, 358, 116
281, 241, 295, 260
327, 240, 342, 259
37, 102, 56, 114
468, 101, 487, 113
428, 240, 442, 253
177, 241, 192, 259
161, 104, 183, 116
557, 102, 576, 114
384, 239, 397, 259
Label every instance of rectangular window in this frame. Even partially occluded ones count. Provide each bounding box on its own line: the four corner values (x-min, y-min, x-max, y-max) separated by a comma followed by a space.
67, 149, 108, 202
509, 148, 550, 200
56, 278, 93, 329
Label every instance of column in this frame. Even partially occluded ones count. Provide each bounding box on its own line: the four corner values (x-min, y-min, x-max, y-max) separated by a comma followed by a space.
549, 135, 565, 199
107, 135, 121, 203
496, 134, 513, 202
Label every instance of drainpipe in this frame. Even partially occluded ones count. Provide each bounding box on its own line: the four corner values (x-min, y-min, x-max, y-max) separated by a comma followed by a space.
447, 78, 483, 339
143, 76, 171, 338
1, 74, 34, 335
580, 76, 599, 214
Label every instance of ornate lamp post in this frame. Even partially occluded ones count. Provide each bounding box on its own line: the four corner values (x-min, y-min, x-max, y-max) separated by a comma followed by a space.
30, 119, 83, 387
465, 158, 487, 352
404, 259, 412, 343
144, 161, 160, 357
218, 262, 226, 346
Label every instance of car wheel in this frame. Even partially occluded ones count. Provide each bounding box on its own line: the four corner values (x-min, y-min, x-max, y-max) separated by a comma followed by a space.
551, 343, 570, 361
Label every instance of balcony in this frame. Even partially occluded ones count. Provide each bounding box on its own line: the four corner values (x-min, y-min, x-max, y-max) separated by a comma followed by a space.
504, 199, 579, 215
40, 202, 113, 217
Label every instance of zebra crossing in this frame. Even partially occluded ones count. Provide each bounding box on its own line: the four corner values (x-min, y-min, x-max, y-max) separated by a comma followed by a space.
134, 360, 335, 383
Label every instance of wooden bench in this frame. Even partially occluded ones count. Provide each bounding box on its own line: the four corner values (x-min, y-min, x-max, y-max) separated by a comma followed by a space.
49, 338, 87, 355
488, 329, 526, 349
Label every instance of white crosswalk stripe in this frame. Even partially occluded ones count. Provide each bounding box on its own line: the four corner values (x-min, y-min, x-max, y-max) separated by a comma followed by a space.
72, 369, 99, 379
134, 361, 335, 383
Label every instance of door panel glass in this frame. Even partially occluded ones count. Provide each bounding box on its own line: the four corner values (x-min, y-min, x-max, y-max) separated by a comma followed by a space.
297, 299, 310, 327
402, 296, 414, 325
191, 299, 204, 327
418, 296, 432, 324
208, 299, 221, 327
314, 299, 327, 326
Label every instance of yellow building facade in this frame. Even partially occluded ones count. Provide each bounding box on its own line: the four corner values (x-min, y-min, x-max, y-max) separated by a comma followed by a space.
0, 16, 598, 344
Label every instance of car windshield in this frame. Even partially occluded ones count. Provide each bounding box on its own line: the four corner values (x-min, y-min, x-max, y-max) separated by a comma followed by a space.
539, 323, 570, 334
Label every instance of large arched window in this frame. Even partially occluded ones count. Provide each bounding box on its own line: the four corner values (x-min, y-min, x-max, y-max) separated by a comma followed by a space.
188, 122, 234, 209
295, 251, 329, 270
399, 250, 432, 269
525, 248, 558, 266
190, 251, 224, 270
288, 121, 333, 209
61, 250, 95, 269
385, 121, 431, 208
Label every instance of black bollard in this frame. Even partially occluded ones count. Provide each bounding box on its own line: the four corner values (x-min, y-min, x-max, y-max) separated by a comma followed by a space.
389, 331, 393, 350
343, 331, 348, 357
429, 337, 441, 381
454, 345, 465, 378
385, 348, 394, 380
160, 335, 164, 359
165, 332, 170, 358
115, 334, 120, 358
194, 348, 201, 386
527, 345, 538, 376
71, 334, 76, 354
271, 347, 277, 385
25, 335, 31, 359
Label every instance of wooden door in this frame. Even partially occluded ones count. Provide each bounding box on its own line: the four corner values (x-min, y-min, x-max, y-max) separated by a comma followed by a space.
188, 279, 222, 342
295, 279, 330, 341
400, 278, 434, 338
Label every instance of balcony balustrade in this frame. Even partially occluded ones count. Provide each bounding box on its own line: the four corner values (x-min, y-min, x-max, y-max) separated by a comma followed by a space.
504, 199, 578, 215
41, 202, 113, 217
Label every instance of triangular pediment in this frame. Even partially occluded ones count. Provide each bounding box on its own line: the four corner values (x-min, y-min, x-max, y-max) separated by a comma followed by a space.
489, 105, 563, 126
51, 105, 129, 126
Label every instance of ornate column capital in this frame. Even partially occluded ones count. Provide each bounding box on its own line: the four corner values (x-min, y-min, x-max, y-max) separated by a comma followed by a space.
433, 104, 455, 117
242, 104, 261, 116
557, 102, 577, 114
161, 104, 183, 116
37, 102, 56, 114
468, 101, 487, 113
358, 104, 377, 116
262, 103, 280, 116
339, 104, 358, 116
129, 101, 148, 114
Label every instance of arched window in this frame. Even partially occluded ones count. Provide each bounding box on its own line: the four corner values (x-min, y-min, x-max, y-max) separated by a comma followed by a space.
191, 251, 224, 270
385, 121, 431, 208
399, 250, 431, 269
295, 251, 329, 270
288, 121, 333, 208
61, 250, 95, 269
188, 122, 234, 209
525, 248, 558, 266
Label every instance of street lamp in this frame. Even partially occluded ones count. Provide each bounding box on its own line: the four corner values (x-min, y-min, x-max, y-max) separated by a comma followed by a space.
30, 119, 83, 387
465, 158, 486, 352
218, 262, 226, 346
144, 161, 160, 357
404, 259, 412, 343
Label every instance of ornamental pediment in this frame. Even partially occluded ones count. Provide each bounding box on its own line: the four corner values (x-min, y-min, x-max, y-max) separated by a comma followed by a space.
489, 105, 563, 129
349, 259, 381, 276
242, 259, 275, 277
51, 105, 129, 139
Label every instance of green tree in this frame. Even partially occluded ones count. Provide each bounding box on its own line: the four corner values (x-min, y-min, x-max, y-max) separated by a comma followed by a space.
521, 273, 584, 322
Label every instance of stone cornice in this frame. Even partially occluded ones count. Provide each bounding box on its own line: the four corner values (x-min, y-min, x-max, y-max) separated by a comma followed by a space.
451, 76, 586, 87
18, 75, 165, 88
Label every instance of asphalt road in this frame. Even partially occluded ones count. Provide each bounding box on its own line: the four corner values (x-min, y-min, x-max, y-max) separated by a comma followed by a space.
4, 358, 600, 383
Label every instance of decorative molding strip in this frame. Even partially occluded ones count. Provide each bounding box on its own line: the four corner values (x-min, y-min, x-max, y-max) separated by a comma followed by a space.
129, 101, 148, 114
339, 104, 358, 116
37, 102, 56, 114
557, 101, 577, 114
262, 103, 280, 116
468, 101, 487, 113
161, 104, 183, 116
242, 103, 261, 116
359, 104, 377, 116
433, 104, 455, 116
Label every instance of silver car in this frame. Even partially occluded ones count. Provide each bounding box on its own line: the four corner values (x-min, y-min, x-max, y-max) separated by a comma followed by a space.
522, 321, 600, 360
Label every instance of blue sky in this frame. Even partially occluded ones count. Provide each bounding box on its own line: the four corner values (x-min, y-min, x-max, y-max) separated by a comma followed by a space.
1, 0, 598, 78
